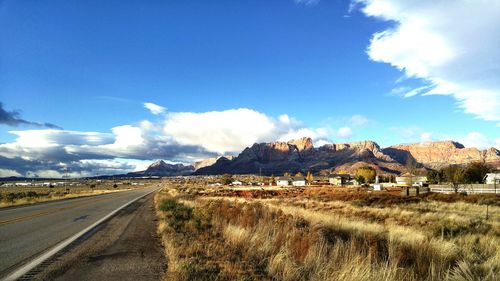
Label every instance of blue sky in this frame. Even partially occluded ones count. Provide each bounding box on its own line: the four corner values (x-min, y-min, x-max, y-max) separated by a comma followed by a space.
0, 0, 499, 177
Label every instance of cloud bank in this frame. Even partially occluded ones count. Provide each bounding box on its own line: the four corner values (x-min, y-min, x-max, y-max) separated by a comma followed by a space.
0, 107, 355, 178
356, 0, 500, 122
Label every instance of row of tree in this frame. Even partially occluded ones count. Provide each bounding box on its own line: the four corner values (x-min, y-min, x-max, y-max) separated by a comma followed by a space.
427, 162, 493, 185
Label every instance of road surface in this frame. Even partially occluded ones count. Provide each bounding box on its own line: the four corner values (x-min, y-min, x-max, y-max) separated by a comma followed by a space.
0, 187, 159, 279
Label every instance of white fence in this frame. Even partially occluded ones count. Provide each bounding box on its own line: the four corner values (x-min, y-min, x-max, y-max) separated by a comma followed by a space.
430, 184, 499, 194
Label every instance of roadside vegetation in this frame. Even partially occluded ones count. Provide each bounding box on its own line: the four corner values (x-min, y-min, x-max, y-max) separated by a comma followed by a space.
0, 182, 134, 208
155, 184, 499, 281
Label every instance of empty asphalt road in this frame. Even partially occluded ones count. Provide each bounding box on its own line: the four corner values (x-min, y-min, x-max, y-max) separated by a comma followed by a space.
0, 187, 158, 279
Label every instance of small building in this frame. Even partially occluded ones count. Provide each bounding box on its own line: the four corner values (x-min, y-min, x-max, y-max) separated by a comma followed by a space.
329, 174, 350, 186
484, 173, 500, 184
396, 173, 428, 187
291, 176, 306, 187
276, 177, 291, 187
349, 179, 360, 186
329, 174, 358, 186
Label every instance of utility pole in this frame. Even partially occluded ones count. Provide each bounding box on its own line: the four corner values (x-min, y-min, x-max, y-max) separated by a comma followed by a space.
259, 167, 264, 190
63, 166, 69, 186
495, 174, 497, 194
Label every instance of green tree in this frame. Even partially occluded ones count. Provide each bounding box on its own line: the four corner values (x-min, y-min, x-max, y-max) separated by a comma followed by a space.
464, 162, 492, 183
427, 170, 442, 184
355, 175, 365, 184
221, 174, 233, 185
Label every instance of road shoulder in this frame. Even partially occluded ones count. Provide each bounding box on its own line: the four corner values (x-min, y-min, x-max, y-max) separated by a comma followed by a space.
31, 193, 166, 281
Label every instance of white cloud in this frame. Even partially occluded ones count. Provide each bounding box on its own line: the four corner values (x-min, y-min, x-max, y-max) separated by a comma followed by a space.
144, 102, 166, 115
389, 126, 424, 140
279, 114, 291, 124
458, 132, 499, 150
420, 132, 433, 142
27, 170, 63, 178
394, 128, 499, 150
0, 130, 114, 161
357, 0, 500, 122
139, 120, 157, 131
164, 108, 306, 154
403, 86, 431, 98
0, 168, 21, 177
390, 86, 411, 96
162, 108, 361, 154
336, 127, 353, 138
349, 115, 369, 126
278, 128, 329, 143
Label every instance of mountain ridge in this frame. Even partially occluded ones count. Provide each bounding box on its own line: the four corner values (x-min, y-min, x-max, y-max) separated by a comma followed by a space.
194, 138, 500, 175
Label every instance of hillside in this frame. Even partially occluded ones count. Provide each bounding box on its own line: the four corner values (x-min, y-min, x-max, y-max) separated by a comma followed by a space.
382, 141, 500, 169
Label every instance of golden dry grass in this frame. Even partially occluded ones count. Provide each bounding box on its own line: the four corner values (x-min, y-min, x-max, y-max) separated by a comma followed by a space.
155, 185, 500, 281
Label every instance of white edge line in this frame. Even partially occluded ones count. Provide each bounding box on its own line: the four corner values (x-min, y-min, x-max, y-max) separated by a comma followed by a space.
3, 188, 159, 281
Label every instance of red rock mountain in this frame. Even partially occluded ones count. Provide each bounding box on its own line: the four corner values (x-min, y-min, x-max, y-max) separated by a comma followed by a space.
382, 141, 500, 169
194, 138, 500, 175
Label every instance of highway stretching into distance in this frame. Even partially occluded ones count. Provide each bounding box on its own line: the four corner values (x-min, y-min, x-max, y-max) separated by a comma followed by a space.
0, 187, 158, 280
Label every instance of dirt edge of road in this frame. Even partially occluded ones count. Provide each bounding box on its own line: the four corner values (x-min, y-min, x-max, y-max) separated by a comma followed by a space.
29, 193, 166, 281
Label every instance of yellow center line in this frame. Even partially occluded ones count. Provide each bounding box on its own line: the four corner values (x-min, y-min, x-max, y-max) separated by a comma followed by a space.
0, 195, 121, 226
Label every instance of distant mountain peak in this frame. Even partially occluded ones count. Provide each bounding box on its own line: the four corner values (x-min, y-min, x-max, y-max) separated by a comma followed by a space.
125, 159, 194, 177
150, 160, 167, 168
287, 137, 314, 151
193, 156, 234, 171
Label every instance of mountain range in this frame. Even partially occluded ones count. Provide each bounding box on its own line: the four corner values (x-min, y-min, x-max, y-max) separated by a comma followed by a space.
192, 138, 500, 176
79, 138, 500, 178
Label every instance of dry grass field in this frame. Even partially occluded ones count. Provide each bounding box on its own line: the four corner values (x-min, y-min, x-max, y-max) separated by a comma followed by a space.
0, 182, 137, 208
155, 184, 499, 281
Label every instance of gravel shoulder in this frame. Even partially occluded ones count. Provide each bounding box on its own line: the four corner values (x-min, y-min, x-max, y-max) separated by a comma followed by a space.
31, 193, 166, 281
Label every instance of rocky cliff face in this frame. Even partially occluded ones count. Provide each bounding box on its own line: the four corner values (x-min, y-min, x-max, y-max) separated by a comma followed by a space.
382, 141, 500, 169
195, 138, 402, 175
195, 139, 500, 175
